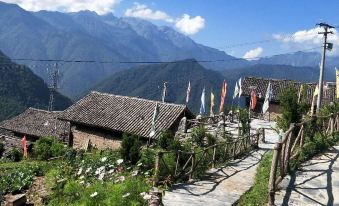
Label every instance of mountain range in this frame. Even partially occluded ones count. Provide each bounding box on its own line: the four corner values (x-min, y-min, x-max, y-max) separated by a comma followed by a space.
0, 50, 72, 121
0, 1, 338, 103
0, 1, 249, 98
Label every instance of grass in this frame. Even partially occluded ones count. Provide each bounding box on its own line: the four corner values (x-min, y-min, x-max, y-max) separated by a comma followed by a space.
236, 152, 272, 206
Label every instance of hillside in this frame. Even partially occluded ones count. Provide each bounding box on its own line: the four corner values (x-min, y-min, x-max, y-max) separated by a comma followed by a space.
0, 2, 248, 98
0, 51, 72, 121
94, 60, 226, 113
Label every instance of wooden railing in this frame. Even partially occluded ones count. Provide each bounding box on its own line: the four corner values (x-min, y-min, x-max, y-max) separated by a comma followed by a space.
268, 113, 339, 205
153, 128, 264, 185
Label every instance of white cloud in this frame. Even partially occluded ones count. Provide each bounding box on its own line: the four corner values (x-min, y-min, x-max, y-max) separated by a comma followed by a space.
2, 0, 121, 15
273, 27, 339, 55
243, 47, 263, 59
124, 2, 173, 22
175, 14, 205, 35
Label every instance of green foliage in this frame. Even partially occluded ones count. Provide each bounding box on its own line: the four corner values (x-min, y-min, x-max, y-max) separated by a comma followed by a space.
239, 108, 251, 135
237, 152, 273, 206
191, 126, 207, 147
157, 131, 174, 149
33, 137, 67, 160
0, 52, 72, 121
6, 148, 23, 162
277, 86, 303, 131
120, 134, 142, 164
139, 148, 157, 171
206, 133, 217, 146
290, 132, 339, 171
48, 177, 149, 206
319, 101, 339, 116
192, 150, 209, 178
0, 162, 47, 196
0, 141, 4, 158
159, 153, 176, 178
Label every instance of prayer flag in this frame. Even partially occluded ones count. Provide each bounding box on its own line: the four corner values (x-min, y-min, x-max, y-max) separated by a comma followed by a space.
21, 135, 27, 159
262, 82, 272, 114
250, 90, 257, 110
219, 80, 227, 113
186, 81, 191, 103
233, 82, 239, 99
149, 103, 160, 137
210, 92, 215, 116
200, 87, 206, 115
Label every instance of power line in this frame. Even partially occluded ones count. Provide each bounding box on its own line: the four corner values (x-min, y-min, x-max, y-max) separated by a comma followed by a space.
0, 46, 322, 67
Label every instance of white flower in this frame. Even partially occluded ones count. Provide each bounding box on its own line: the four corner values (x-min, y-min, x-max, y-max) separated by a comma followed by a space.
137, 163, 142, 167
95, 166, 105, 175
98, 173, 105, 180
90, 192, 98, 198
127, 167, 131, 170
122, 193, 130, 198
116, 159, 124, 165
79, 175, 85, 180
77, 168, 83, 176
140, 192, 152, 200
107, 169, 115, 174
144, 171, 149, 175
85, 167, 92, 174
101, 157, 107, 162
143, 194, 152, 200
79, 180, 85, 184
131, 170, 138, 177
114, 176, 125, 183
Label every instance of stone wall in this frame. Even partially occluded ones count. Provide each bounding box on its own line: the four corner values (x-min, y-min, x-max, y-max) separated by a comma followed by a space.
71, 125, 122, 150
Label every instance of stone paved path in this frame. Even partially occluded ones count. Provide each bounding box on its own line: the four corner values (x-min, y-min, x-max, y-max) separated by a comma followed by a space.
275, 145, 339, 206
162, 150, 267, 206
163, 119, 279, 206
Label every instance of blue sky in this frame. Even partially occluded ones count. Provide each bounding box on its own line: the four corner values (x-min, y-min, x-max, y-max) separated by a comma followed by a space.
5, 0, 339, 58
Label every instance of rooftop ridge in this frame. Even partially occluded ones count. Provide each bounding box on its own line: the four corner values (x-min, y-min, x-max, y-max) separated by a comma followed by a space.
27, 107, 62, 113
90, 91, 187, 107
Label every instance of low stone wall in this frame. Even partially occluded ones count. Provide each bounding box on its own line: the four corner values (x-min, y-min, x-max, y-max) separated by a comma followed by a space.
71, 126, 122, 150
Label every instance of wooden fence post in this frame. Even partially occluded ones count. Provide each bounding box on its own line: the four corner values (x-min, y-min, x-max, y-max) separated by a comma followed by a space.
261, 128, 266, 143
189, 152, 195, 181
268, 142, 282, 206
233, 142, 237, 159
255, 129, 260, 148
154, 152, 163, 186
330, 114, 334, 135
212, 145, 217, 168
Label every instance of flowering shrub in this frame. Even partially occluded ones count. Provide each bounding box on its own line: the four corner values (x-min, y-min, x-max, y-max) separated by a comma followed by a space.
45, 150, 151, 205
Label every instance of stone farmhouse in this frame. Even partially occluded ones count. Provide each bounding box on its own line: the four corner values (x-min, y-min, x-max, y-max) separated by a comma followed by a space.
0, 108, 70, 153
241, 76, 336, 114
58, 91, 194, 150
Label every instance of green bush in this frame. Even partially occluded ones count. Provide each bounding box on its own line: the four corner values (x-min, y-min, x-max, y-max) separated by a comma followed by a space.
157, 131, 174, 149
191, 126, 206, 147
206, 133, 217, 146
6, 148, 23, 162
0, 141, 4, 158
120, 134, 142, 164
33, 137, 67, 160
159, 153, 176, 178
139, 148, 157, 170
277, 86, 303, 131
168, 139, 182, 151
239, 108, 251, 135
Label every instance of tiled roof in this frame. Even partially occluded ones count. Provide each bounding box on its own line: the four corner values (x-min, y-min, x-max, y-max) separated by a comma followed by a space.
59, 91, 193, 138
0, 108, 69, 138
241, 77, 336, 104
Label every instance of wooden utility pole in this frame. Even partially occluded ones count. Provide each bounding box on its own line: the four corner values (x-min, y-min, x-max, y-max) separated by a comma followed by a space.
48, 62, 59, 111
316, 23, 334, 113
